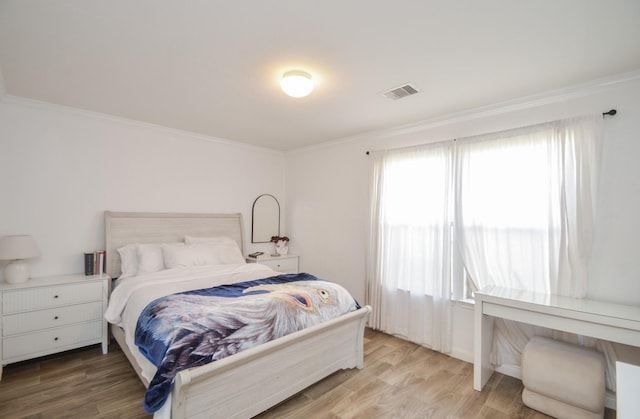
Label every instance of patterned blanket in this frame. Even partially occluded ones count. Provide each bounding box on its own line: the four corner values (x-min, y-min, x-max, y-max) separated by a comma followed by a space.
135, 273, 359, 413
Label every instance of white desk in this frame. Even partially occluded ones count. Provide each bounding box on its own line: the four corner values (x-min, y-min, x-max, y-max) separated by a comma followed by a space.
474, 286, 640, 391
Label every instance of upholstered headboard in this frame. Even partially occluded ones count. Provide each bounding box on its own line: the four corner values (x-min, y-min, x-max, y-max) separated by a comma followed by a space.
104, 211, 244, 278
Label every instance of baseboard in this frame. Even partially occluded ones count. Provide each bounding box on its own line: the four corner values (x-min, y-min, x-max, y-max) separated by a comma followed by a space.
448, 348, 473, 364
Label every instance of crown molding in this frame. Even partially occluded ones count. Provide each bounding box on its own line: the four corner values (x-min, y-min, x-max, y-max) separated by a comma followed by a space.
2, 69, 638, 156
0, 94, 283, 155
289, 69, 640, 154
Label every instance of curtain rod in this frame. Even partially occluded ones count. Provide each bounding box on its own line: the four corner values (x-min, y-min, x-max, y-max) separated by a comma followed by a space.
365, 109, 618, 155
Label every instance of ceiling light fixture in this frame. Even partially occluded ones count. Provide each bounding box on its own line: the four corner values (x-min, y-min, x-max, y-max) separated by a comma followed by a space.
280, 70, 314, 98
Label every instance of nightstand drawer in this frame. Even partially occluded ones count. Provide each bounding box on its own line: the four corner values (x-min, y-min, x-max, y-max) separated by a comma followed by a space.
2, 281, 103, 314
3, 301, 104, 336
2, 320, 104, 359
261, 257, 298, 273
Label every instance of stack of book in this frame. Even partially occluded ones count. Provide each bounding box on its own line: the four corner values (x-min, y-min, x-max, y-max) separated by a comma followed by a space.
247, 251, 268, 260
84, 250, 106, 275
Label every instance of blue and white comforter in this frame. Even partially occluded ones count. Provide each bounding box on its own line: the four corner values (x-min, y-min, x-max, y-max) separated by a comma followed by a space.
105, 265, 359, 414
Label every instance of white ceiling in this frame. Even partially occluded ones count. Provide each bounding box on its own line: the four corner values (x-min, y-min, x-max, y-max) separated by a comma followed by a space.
1, 1, 639, 151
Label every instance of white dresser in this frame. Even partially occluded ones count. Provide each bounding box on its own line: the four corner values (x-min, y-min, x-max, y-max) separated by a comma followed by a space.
0, 273, 110, 379
246, 254, 299, 274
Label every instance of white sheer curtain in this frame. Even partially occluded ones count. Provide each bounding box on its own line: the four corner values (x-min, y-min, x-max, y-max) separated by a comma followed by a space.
366, 143, 452, 352
454, 115, 603, 298
454, 115, 615, 388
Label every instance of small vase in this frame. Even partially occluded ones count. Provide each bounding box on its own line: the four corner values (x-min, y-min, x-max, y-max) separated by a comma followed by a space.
275, 240, 289, 255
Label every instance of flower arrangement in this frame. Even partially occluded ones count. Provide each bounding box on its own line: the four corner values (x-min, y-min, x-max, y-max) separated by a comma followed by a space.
270, 236, 290, 255
270, 236, 289, 243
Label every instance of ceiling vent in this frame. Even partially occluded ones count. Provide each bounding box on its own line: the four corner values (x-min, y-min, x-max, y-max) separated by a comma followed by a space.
381, 83, 419, 100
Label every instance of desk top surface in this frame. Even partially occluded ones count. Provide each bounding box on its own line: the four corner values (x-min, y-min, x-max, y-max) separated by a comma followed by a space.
476, 286, 640, 326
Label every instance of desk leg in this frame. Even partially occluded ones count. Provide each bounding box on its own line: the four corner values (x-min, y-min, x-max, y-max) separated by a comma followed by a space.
474, 300, 494, 391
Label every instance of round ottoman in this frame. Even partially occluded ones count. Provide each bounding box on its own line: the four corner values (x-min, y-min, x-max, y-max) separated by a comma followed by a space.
521, 336, 606, 419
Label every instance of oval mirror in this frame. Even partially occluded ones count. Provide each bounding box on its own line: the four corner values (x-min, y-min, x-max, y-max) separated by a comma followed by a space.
252, 194, 280, 243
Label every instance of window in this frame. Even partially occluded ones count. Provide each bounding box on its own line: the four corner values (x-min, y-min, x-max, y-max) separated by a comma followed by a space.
454, 128, 563, 296
378, 144, 451, 296
367, 115, 602, 350
453, 117, 602, 298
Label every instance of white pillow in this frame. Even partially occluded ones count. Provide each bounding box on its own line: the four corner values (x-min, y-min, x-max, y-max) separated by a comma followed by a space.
117, 243, 138, 279
136, 243, 171, 275
162, 242, 220, 268
184, 235, 245, 265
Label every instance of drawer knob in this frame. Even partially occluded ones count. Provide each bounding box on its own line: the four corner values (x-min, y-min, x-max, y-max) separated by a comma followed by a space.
54, 337, 59, 341
54, 316, 59, 320
54, 295, 59, 299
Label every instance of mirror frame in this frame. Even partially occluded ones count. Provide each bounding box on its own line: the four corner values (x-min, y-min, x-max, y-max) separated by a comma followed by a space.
251, 194, 280, 243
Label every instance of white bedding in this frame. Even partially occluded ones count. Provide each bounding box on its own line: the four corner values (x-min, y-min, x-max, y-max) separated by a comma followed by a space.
105, 263, 280, 383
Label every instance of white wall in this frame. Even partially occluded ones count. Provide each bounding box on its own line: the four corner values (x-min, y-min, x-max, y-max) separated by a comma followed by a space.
286, 72, 640, 361
0, 97, 286, 280
1, 72, 638, 361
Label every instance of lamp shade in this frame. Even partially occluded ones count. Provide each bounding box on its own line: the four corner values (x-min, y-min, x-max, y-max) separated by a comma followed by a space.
280, 70, 314, 98
0, 235, 40, 260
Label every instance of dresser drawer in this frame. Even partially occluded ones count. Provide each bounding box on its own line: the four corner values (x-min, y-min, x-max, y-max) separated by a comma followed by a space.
0, 274, 110, 370
260, 257, 298, 273
2, 320, 104, 359
3, 301, 104, 336
2, 281, 103, 314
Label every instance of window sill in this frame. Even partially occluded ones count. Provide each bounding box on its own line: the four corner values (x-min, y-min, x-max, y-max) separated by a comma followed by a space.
452, 298, 475, 310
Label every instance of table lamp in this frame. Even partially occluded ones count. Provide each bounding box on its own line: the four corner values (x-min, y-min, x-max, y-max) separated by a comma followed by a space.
0, 235, 40, 284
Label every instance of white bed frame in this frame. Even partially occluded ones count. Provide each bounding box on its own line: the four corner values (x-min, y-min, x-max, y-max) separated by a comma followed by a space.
104, 211, 371, 418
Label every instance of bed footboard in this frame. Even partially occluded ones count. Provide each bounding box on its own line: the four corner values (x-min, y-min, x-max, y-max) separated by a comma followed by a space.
172, 305, 372, 419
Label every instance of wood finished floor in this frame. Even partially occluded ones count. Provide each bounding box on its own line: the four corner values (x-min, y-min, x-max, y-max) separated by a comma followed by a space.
0, 328, 616, 418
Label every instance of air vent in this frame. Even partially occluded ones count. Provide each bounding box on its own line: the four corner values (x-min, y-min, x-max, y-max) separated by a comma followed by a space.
381, 83, 419, 100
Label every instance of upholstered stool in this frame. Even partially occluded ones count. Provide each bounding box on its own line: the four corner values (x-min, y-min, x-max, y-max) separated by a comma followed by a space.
521, 336, 606, 419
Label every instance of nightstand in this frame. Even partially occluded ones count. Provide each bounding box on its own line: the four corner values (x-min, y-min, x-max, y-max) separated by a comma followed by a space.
246, 254, 299, 274
0, 273, 110, 379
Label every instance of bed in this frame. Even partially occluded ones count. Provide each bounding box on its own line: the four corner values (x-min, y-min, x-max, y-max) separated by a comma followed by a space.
103, 211, 371, 419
